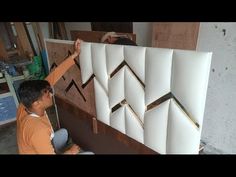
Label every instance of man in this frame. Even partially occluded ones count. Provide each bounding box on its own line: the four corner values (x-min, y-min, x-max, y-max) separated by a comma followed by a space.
17, 39, 81, 154
101, 32, 137, 46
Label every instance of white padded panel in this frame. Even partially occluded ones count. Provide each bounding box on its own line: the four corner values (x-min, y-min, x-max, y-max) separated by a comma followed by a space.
106, 44, 124, 75
91, 43, 108, 92
108, 67, 125, 108
110, 106, 126, 134
125, 67, 145, 123
78, 41, 212, 154
166, 99, 200, 154
125, 105, 144, 144
145, 48, 173, 105
94, 78, 110, 125
79, 42, 93, 84
124, 46, 146, 83
144, 100, 170, 154
171, 50, 212, 127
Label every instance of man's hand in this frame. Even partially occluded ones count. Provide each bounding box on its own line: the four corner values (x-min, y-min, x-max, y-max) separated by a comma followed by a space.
64, 144, 80, 154
73, 38, 83, 57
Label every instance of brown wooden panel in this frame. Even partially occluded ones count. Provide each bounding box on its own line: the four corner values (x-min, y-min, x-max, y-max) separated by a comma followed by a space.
55, 95, 157, 154
152, 22, 200, 50
45, 40, 96, 117
91, 22, 133, 33
70, 30, 136, 43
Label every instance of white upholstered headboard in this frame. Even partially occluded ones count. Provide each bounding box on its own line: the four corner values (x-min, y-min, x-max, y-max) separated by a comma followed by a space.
79, 42, 212, 154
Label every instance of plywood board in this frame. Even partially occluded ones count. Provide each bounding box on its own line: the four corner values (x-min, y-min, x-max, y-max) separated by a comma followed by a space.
70, 30, 136, 43
152, 22, 199, 50
45, 39, 96, 117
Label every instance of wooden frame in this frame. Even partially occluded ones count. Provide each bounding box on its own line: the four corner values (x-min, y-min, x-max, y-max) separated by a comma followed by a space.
70, 30, 136, 43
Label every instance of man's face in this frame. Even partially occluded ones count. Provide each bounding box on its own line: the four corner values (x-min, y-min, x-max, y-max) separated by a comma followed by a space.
40, 87, 54, 109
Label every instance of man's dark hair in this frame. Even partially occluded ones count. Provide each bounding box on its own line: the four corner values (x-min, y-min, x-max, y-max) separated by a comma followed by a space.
18, 80, 51, 108
113, 37, 137, 46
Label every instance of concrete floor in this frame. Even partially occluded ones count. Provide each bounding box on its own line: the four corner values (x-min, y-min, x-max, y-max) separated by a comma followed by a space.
0, 122, 18, 154
0, 106, 58, 154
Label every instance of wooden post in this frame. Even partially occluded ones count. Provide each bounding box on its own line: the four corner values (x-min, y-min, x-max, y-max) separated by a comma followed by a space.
0, 37, 8, 61
14, 22, 34, 58
92, 117, 98, 134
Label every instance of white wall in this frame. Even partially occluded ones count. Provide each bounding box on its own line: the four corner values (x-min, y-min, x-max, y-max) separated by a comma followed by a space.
39, 22, 50, 39
197, 22, 236, 153
64, 22, 91, 40
133, 22, 152, 47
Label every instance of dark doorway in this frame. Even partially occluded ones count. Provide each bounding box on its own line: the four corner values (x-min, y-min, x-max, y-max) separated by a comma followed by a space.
91, 22, 133, 33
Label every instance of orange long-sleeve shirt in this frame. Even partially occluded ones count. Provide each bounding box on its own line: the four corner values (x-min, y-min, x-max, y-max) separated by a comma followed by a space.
17, 53, 77, 154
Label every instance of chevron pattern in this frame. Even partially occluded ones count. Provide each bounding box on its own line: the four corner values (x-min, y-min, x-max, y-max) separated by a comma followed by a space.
45, 39, 96, 117
80, 42, 212, 154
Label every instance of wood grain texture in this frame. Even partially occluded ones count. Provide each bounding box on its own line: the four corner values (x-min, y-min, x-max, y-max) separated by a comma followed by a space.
152, 22, 200, 50
71, 30, 136, 43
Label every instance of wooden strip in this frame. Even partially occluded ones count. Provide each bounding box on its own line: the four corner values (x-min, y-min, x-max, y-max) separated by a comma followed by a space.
0, 38, 8, 60
82, 74, 95, 89
14, 22, 34, 57
92, 117, 98, 134
23, 23, 37, 56
31, 22, 42, 52
4, 22, 16, 49
58, 22, 68, 40
146, 92, 199, 129
172, 94, 199, 129
111, 99, 125, 113
126, 104, 144, 128
110, 60, 145, 88
146, 92, 172, 111
110, 60, 126, 78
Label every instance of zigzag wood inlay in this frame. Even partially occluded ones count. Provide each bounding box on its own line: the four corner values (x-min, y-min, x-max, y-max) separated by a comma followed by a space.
126, 103, 144, 128
147, 92, 172, 111
49, 49, 74, 81
111, 99, 126, 113
64, 79, 86, 102
146, 92, 199, 129
171, 94, 200, 129
110, 60, 145, 88
82, 74, 95, 89
111, 99, 144, 128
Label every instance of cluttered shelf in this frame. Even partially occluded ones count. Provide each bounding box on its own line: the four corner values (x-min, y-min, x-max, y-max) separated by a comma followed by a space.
0, 56, 47, 126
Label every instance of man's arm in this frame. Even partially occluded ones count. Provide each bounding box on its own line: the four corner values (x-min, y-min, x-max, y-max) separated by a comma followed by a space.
45, 39, 81, 86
